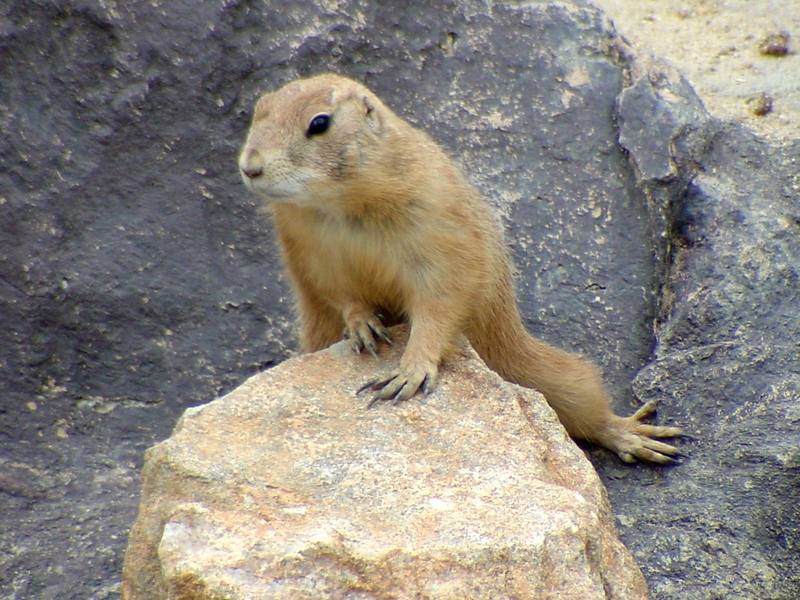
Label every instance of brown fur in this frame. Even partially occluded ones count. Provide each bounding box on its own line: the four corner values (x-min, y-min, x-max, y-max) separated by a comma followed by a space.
239, 73, 682, 463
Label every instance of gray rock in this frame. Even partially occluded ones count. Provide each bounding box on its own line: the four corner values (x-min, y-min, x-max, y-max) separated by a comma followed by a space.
613, 70, 800, 596
1, 0, 797, 598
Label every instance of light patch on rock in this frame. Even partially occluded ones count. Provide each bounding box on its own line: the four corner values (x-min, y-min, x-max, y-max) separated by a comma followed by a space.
565, 65, 591, 87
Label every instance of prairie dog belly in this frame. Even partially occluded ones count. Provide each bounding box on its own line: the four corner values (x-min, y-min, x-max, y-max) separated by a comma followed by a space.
275, 206, 410, 312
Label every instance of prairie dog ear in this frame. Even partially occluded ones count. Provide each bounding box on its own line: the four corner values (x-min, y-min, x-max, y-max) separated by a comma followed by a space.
362, 94, 382, 134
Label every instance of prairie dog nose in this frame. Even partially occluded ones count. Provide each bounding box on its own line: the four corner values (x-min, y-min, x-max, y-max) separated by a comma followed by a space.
242, 165, 263, 179
239, 149, 263, 179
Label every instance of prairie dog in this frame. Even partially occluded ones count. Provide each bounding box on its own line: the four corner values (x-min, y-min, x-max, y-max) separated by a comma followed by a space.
239, 73, 681, 463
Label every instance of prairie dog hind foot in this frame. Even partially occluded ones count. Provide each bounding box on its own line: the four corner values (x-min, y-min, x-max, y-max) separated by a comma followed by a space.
598, 400, 683, 464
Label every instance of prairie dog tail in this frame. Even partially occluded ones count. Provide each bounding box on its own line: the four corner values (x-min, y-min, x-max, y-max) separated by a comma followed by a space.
465, 278, 617, 444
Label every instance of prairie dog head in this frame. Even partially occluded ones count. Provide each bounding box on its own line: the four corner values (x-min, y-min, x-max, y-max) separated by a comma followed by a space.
238, 73, 384, 209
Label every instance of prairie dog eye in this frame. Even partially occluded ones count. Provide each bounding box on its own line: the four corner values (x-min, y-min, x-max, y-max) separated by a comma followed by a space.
306, 114, 331, 137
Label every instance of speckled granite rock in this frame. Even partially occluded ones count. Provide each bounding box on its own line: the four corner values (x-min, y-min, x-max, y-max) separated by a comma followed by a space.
122, 329, 647, 600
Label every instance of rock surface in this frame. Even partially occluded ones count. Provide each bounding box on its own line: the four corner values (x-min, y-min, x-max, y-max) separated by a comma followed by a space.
608, 58, 800, 599
122, 330, 647, 600
1, 0, 798, 598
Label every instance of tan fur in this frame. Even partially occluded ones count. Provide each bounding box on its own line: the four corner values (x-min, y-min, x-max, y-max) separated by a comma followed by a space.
239, 73, 682, 463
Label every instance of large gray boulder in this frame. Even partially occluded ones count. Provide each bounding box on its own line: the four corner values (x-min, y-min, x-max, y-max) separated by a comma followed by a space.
1, 1, 797, 598
613, 63, 800, 596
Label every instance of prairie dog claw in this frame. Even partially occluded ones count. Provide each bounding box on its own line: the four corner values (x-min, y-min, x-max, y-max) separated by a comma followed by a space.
344, 313, 392, 357
358, 364, 438, 408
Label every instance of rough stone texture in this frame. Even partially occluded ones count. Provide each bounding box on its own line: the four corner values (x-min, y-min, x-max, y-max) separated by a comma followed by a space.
122, 329, 647, 600
1, 0, 798, 598
609, 61, 800, 598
